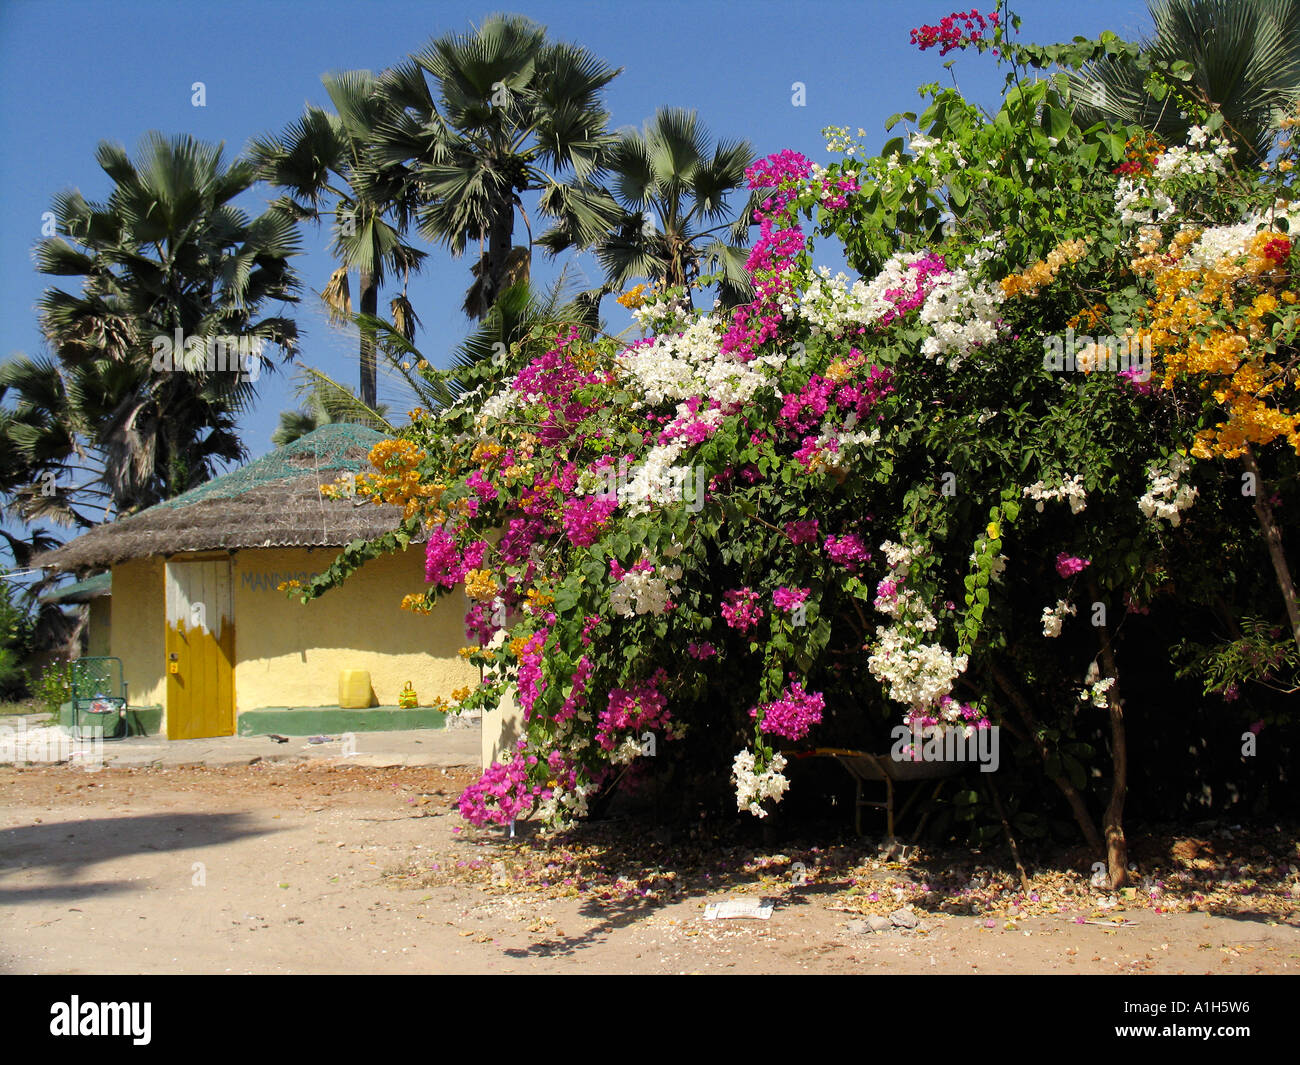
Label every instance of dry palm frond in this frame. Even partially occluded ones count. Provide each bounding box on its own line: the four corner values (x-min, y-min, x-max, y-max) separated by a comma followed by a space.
503, 245, 531, 288
390, 293, 422, 342
321, 266, 353, 326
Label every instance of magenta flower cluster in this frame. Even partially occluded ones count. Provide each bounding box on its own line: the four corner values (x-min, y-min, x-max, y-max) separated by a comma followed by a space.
825, 533, 871, 569
874, 578, 900, 610
751, 679, 825, 741
424, 526, 462, 588
457, 741, 551, 826
426, 531, 489, 588
746, 150, 814, 219
817, 174, 860, 210
463, 600, 496, 645
516, 629, 548, 719
498, 517, 548, 564
773, 586, 811, 613
785, 519, 821, 545
557, 654, 594, 723
466, 469, 498, 501
721, 587, 765, 633
910, 9, 1000, 56
511, 326, 611, 447
904, 697, 991, 737
596, 669, 671, 752
562, 494, 617, 547
610, 556, 654, 580
1055, 553, 1091, 578
721, 151, 827, 363
778, 362, 894, 471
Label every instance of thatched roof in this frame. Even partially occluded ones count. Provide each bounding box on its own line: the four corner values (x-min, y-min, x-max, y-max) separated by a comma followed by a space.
36, 424, 407, 572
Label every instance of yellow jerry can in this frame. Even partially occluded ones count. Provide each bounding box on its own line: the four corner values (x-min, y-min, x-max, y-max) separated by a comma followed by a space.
397, 682, 419, 709
338, 669, 372, 709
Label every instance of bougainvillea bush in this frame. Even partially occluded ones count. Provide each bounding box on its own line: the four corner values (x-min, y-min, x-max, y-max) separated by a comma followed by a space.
300, 14, 1300, 886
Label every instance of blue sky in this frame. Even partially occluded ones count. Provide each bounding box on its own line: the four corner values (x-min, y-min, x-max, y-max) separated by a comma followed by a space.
0, 0, 1154, 477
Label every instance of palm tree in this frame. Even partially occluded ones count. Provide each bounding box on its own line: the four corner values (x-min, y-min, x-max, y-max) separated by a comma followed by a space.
271, 403, 331, 448
447, 273, 600, 385
375, 13, 624, 320
541, 107, 756, 309
27, 131, 301, 516
1, 355, 109, 530
0, 531, 83, 667
1069, 0, 1300, 163
1, 350, 256, 526
251, 70, 426, 409
271, 379, 391, 446
274, 273, 599, 434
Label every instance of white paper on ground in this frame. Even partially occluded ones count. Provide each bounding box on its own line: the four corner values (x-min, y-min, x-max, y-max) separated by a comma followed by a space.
703, 898, 774, 920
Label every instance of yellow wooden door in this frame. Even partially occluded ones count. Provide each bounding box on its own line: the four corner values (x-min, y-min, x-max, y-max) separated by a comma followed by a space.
165, 559, 235, 739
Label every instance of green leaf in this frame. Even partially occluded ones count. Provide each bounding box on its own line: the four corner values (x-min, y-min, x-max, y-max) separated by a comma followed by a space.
1045, 106, 1071, 141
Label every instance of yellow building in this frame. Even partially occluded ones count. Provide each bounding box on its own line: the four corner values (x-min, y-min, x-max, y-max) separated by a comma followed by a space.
36, 425, 476, 739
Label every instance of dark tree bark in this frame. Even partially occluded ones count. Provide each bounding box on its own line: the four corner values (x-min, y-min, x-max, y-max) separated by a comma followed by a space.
359, 268, 378, 410
989, 661, 1105, 857
482, 201, 516, 319
1243, 445, 1300, 654
1090, 576, 1128, 890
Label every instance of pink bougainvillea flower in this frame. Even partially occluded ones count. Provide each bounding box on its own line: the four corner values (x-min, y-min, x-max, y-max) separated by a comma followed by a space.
825, 533, 871, 569
750, 679, 825, 741
1055, 553, 1091, 578
773, 586, 810, 613
721, 588, 765, 633
785, 519, 820, 545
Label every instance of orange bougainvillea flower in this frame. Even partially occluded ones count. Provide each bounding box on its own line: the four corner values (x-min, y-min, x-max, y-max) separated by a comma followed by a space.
1000, 238, 1090, 299
616, 283, 648, 309
1139, 222, 1300, 458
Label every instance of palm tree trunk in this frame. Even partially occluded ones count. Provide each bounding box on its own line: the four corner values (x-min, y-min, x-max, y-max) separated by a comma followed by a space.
359, 268, 378, 409
482, 202, 516, 319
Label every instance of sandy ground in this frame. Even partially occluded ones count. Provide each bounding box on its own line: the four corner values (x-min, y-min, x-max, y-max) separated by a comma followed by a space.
2, 761, 1298, 975
0, 716, 480, 769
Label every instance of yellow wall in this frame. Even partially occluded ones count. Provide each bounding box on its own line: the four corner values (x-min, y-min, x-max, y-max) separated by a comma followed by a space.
483, 684, 524, 769
106, 546, 475, 724
86, 598, 111, 657
230, 545, 477, 710
109, 558, 166, 712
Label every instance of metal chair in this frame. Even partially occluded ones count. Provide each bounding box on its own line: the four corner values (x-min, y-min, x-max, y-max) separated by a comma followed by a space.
70, 657, 130, 740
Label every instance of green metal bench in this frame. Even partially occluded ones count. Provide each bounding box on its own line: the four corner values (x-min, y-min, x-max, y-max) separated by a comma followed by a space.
70, 657, 130, 740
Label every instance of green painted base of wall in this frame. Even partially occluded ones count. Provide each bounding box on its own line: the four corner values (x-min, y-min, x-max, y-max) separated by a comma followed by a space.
57, 702, 163, 737
236, 706, 447, 736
